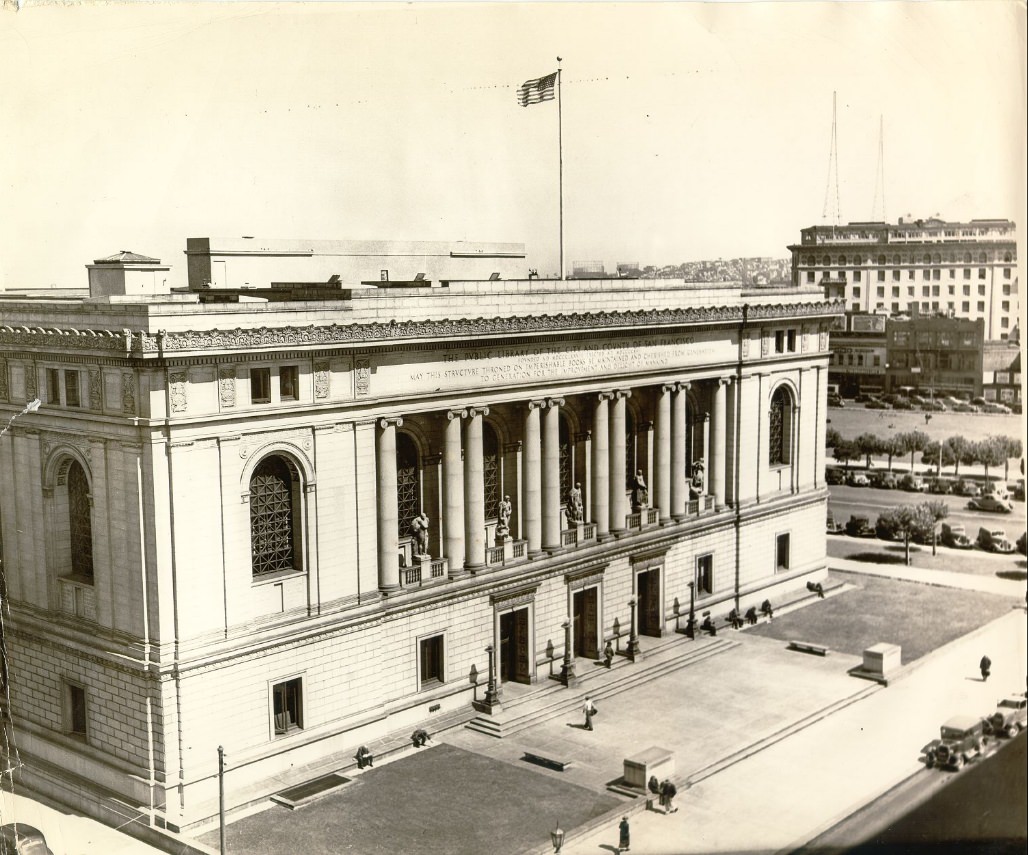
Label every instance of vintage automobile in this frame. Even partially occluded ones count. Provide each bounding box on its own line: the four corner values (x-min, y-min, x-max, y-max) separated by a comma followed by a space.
892, 397, 915, 410
977, 527, 1015, 554
1013, 480, 1025, 502
865, 399, 890, 410
954, 479, 982, 497
952, 402, 978, 413
928, 477, 954, 494
846, 514, 876, 538
899, 474, 929, 492
968, 495, 1014, 513
923, 400, 947, 412
940, 523, 973, 549
870, 471, 899, 490
985, 693, 1028, 739
982, 402, 1011, 414
0, 824, 55, 855
1017, 531, 1027, 555
847, 472, 871, 488
827, 394, 844, 407
825, 467, 846, 485
922, 715, 989, 770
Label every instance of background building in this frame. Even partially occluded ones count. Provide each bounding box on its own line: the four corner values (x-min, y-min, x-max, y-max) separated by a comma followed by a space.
0, 240, 840, 839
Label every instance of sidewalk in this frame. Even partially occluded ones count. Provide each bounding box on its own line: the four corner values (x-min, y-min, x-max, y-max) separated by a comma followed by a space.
558, 606, 1027, 855
830, 554, 1027, 597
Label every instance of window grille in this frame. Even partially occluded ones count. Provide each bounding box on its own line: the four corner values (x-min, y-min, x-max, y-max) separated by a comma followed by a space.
769, 389, 787, 466
396, 433, 420, 541
483, 424, 499, 518
68, 461, 94, 580
250, 457, 295, 576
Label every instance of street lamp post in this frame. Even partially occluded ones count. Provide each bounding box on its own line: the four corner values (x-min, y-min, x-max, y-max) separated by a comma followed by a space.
483, 644, 500, 708
550, 822, 565, 854
559, 619, 577, 687
626, 597, 641, 661
0, 398, 41, 439
686, 581, 696, 639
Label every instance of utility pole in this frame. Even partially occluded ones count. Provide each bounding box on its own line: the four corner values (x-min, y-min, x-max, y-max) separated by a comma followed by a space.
218, 745, 226, 855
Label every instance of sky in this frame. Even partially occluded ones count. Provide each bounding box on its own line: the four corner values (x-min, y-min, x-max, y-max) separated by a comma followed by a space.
0, 1, 1025, 289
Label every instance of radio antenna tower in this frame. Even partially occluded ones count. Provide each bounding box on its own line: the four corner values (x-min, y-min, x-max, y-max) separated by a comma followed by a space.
821, 91, 842, 226
871, 115, 887, 222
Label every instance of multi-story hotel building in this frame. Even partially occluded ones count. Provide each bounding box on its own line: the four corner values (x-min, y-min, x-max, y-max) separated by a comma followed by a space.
0, 240, 840, 837
789, 218, 1019, 341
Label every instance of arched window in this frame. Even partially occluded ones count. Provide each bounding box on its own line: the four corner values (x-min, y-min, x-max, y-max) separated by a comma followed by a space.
805, 255, 815, 266
838, 254, 847, 266
892, 254, 901, 265
922, 253, 931, 265
67, 460, 94, 580
963, 252, 972, 264
395, 434, 420, 541
933, 253, 941, 264
877, 254, 886, 266
768, 387, 793, 467
978, 251, 987, 264
558, 415, 572, 500
483, 423, 499, 519
249, 455, 301, 577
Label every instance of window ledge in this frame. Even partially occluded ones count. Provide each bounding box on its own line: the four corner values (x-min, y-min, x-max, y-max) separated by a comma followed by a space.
252, 570, 306, 587
59, 574, 95, 587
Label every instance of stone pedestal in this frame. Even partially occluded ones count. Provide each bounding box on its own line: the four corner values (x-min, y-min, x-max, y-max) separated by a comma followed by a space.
849, 642, 902, 685
623, 746, 674, 791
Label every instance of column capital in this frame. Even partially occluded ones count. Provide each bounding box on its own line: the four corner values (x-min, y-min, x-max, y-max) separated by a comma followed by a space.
545, 397, 565, 409
467, 406, 490, 418
612, 389, 632, 400
447, 408, 468, 421
702, 412, 710, 423
663, 381, 690, 393
528, 399, 548, 410
596, 391, 615, 402
717, 376, 734, 387
378, 416, 403, 429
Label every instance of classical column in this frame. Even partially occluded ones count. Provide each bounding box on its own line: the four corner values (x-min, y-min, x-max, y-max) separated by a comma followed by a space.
523, 401, 543, 556
541, 397, 564, 551
376, 417, 403, 593
670, 382, 689, 519
701, 413, 710, 497
592, 393, 612, 539
464, 406, 489, 571
443, 409, 466, 577
609, 390, 630, 534
791, 402, 802, 493
711, 378, 729, 507
655, 385, 672, 521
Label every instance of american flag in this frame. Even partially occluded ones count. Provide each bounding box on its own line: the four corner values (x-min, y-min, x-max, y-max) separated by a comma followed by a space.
517, 72, 557, 107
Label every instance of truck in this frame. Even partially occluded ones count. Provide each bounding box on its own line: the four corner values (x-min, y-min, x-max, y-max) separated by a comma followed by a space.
985, 694, 1027, 738
977, 527, 1015, 553
922, 715, 989, 770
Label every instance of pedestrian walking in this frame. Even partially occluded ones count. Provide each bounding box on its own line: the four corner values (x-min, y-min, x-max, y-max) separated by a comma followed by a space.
618, 816, 630, 852
603, 639, 614, 669
980, 655, 992, 682
664, 779, 678, 813
582, 696, 597, 731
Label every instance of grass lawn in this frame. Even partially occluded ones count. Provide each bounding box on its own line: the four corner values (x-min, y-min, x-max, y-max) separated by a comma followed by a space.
746, 572, 1018, 662
203, 743, 620, 855
828, 536, 1027, 582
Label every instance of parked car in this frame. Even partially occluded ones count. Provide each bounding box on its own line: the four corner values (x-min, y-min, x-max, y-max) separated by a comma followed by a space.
972, 396, 988, 407
922, 716, 989, 770
941, 523, 974, 549
977, 527, 1015, 553
827, 394, 844, 407
846, 515, 876, 538
982, 402, 1012, 414
954, 479, 982, 497
1012, 480, 1025, 502
952, 402, 978, 413
847, 472, 871, 487
854, 393, 878, 403
825, 467, 846, 485
0, 825, 55, 855
923, 400, 948, 412
865, 399, 890, 410
928, 477, 954, 494
826, 509, 845, 534
1012, 402, 1023, 414
1017, 531, 1027, 555
968, 495, 1014, 513
899, 474, 928, 492
892, 397, 915, 410
980, 482, 1009, 500
870, 471, 899, 490
985, 693, 1027, 739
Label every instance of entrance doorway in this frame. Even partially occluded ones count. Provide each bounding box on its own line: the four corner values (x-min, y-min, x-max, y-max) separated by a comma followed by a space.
499, 607, 531, 684
572, 587, 599, 659
636, 568, 662, 637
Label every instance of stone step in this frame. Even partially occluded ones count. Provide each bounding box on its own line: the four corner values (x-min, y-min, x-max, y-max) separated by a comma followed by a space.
466, 636, 738, 738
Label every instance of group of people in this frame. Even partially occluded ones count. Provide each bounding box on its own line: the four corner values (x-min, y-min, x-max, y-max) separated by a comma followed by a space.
646, 776, 678, 813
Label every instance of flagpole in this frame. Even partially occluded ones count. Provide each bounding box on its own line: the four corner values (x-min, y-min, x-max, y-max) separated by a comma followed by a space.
557, 57, 564, 281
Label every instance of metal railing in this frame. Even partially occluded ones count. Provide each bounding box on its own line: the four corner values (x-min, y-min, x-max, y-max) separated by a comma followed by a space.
561, 528, 579, 547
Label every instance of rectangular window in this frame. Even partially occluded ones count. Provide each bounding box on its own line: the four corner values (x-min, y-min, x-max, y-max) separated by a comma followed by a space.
786, 330, 796, 352
933, 269, 940, 280
977, 301, 985, 312
891, 302, 899, 313
906, 286, 914, 297
962, 301, 970, 313
1001, 317, 1009, 328
380, 269, 389, 281
963, 285, 970, 296
65, 682, 87, 737
978, 284, 986, 296
890, 286, 899, 297
280, 366, 299, 401
907, 270, 914, 281
877, 271, 885, 282
774, 331, 785, 353
1003, 268, 1011, 279
921, 286, 929, 297
873, 355, 881, 367
853, 270, 861, 282
696, 554, 713, 596
273, 677, 303, 735
64, 370, 81, 408
46, 368, 60, 404
850, 302, 860, 313
931, 286, 939, 297
1002, 285, 1011, 296
419, 635, 444, 688
948, 285, 955, 295
978, 268, 986, 280
877, 287, 885, 298
806, 271, 815, 283
963, 269, 971, 280
922, 269, 930, 280
852, 286, 861, 299
250, 367, 271, 404
949, 269, 955, 279
892, 270, 900, 282
775, 533, 790, 572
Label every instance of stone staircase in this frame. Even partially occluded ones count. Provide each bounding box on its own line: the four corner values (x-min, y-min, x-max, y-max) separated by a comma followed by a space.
465, 633, 738, 738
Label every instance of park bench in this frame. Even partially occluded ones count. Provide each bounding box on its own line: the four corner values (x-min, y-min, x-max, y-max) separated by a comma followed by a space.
523, 748, 573, 772
788, 640, 829, 656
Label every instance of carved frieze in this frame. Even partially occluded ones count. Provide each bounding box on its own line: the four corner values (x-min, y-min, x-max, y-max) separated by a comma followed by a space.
760, 331, 770, 358
0, 358, 7, 401
218, 367, 236, 407
314, 361, 330, 399
354, 358, 370, 397
25, 362, 37, 399
122, 373, 136, 415
89, 369, 102, 410
169, 372, 187, 414
490, 583, 539, 608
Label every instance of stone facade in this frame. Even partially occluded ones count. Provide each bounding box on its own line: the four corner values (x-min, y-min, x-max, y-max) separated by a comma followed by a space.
0, 274, 841, 833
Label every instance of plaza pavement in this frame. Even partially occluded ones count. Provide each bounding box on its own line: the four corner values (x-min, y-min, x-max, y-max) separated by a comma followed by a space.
3, 557, 1025, 855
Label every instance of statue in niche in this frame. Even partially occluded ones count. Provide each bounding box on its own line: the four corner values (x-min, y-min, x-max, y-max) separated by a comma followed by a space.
496, 495, 512, 540
690, 459, 705, 498
566, 482, 584, 524
631, 470, 649, 510
410, 511, 430, 557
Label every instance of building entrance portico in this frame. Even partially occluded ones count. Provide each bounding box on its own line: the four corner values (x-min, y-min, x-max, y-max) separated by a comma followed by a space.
572, 587, 599, 659
499, 606, 531, 684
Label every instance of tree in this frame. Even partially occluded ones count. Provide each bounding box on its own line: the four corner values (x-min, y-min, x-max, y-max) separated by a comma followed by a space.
875, 504, 928, 566
833, 439, 858, 470
997, 435, 1023, 482
855, 432, 883, 469
920, 499, 949, 557
975, 436, 1007, 483
895, 429, 930, 473
826, 426, 842, 450
944, 435, 972, 478
881, 435, 903, 472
